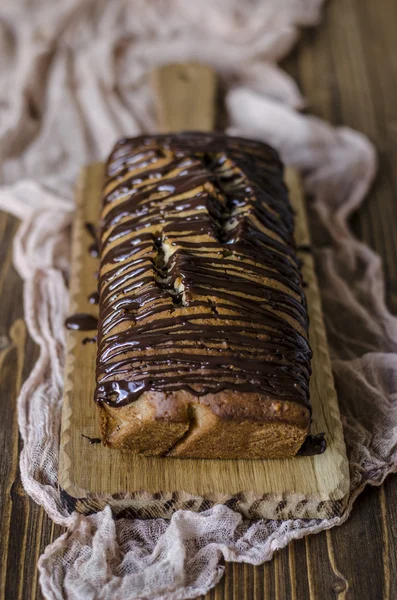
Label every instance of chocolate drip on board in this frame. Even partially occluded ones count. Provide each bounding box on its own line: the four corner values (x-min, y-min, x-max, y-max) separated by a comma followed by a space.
85, 222, 98, 241
89, 242, 99, 257
81, 434, 102, 444
65, 313, 98, 331
95, 132, 312, 415
82, 336, 97, 345
297, 433, 326, 456
85, 222, 100, 257
297, 244, 312, 254
88, 291, 99, 304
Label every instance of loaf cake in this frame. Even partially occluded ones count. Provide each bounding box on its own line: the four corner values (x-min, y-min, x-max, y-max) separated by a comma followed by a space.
95, 132, 312, 459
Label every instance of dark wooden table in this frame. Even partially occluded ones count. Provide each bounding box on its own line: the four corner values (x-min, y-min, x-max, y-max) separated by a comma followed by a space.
1, 0, 396, 598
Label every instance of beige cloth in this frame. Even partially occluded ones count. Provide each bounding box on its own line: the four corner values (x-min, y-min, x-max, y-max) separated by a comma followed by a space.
1, 1, 397, 599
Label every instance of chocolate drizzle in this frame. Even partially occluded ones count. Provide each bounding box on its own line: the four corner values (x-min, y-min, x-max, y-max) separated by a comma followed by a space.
89, 242, 99, 258
95, 132, 312, 414
81, 434, 102, 444
82, 336, 97, 345
297, 244, 312, 254
65, 313, 98, 331
297, 433, 326, 456
88, 291, 99, 304
85, 222, 98, 241
86, 222, 100, 257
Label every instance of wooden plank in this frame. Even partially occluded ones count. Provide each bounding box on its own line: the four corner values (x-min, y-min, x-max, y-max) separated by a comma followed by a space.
151, 63, 217, 133
0, 213, 64, 600
58, 163, 349, 520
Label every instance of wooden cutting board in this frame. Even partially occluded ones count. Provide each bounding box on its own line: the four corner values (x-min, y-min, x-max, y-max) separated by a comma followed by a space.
58, 64, 349, 520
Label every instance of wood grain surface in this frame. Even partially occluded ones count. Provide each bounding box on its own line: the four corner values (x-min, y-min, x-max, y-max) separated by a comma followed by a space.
1, 0, 397, 597
152, 63, 217, 132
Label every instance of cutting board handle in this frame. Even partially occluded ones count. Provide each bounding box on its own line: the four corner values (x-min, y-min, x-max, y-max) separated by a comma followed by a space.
151, 63, 217, 133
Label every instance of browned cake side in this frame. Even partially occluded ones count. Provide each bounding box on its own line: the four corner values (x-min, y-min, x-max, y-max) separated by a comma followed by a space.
95, 132, 312, 459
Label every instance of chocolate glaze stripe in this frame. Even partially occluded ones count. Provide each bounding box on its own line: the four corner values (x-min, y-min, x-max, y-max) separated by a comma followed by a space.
95, 132, 312, 410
